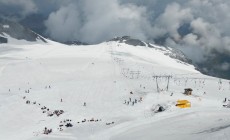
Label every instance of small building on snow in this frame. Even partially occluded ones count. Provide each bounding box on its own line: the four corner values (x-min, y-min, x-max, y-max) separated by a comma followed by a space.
184, 88, 193, 95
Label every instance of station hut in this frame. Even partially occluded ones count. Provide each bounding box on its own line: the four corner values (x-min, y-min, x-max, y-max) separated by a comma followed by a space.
184, 88, 193, 95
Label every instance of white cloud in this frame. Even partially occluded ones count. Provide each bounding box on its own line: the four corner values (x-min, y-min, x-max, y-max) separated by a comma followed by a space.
152, 3, 193, 41
182, 33, 198, 46
45, 4, 82, 42
43, 0, 230, 52
45, 0, 152, 43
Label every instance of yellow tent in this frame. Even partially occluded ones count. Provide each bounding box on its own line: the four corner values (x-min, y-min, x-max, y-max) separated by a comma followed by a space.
176, 100, 191, 108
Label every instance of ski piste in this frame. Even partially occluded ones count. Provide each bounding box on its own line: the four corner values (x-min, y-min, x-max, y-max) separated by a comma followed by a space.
0, 37, 230, 140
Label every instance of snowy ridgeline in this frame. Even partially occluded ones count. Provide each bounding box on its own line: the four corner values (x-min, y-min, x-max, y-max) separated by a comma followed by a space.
0, 40, 230, 140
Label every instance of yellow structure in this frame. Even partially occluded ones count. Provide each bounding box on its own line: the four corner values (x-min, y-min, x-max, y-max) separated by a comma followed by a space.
176, 100, 191, 108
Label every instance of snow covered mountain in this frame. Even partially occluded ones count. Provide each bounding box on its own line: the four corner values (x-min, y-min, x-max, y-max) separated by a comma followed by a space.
0, 35, 230, 140
0, 20, 47, 44
111, 36, 192, 64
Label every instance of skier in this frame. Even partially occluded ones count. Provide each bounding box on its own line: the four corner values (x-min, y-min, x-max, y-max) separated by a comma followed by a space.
170, 92, 173, 96
83, 102, 86, 106
61, 98, 63, 102
132, 101, 135, 106
124, 100, 126, 104
43, 127, 47, 134
223, 98, 227, 103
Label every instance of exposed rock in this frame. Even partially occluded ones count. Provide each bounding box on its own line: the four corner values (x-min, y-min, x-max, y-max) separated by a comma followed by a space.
110, 36, 146, 46
0, 20, 47, 43
0, 36, 7, 43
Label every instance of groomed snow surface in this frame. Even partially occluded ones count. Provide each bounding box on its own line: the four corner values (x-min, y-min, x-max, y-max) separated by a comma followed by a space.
0, 39, 230, 140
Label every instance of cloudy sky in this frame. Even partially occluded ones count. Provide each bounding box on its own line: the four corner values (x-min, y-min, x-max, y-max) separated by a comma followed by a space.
0, 0, 230, 64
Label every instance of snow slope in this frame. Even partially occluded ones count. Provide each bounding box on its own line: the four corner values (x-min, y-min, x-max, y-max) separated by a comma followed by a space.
0, 39, 230, 140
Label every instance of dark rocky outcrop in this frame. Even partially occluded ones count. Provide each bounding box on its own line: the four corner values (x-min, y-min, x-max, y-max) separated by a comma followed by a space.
0, 20, 47, 43
110, 36, 146, 46
0, 36, 7, 43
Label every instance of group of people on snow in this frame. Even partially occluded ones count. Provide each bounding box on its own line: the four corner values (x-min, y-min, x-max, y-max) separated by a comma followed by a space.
77, 118, 102, 124
124, 91, 143, 106
23, 96, 64, 117
58, 119, 73, 131
43, 127, 52, 135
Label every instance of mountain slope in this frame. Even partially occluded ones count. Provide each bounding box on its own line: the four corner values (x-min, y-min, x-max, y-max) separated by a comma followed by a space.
0, 20, 47, 44
0, 39, 230, 140
111, 36, 192, 64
